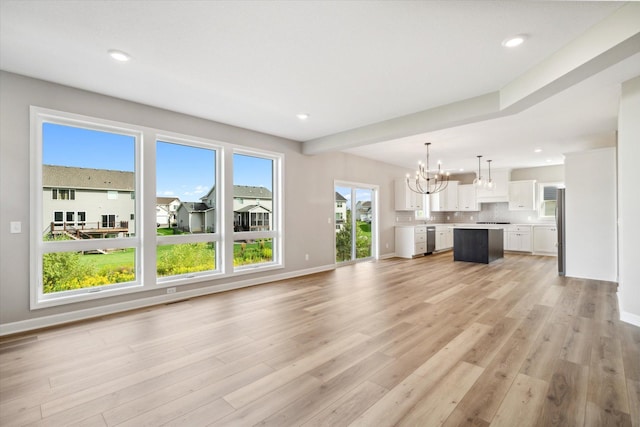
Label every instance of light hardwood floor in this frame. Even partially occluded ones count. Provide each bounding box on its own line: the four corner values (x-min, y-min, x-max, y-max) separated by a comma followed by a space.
1, 252, 638, 426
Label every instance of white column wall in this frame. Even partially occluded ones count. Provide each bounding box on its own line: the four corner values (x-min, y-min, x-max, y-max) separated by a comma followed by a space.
564, 147, 617, 282
618, 75, 640, 326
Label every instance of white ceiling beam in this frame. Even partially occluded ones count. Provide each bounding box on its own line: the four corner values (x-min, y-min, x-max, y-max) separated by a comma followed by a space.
302, 3, 640, 156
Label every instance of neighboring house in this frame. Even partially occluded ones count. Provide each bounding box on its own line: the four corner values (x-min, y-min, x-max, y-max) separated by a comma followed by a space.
176, 185, 272, 233
356, 200, 372, 222
335, 191, 347, 232
175, 202, 215, 233
156, 197, 180, 227
42, 165, 135, 237
233, 185, 272, 232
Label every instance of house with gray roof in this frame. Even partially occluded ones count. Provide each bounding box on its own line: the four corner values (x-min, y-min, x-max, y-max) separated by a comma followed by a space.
179, 184, 272, 233
42, 165, 135, 237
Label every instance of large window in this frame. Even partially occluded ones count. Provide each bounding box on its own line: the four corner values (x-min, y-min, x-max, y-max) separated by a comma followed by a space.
233, 151, 281, 269
34, 109, 140, 307
156, 139, 219, 279
31, 107, 284, 308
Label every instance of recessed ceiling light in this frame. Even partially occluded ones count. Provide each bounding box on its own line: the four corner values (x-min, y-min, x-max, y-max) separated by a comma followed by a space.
502, 34, 527, 48
534, 148, 542, 153
546, 159, 552, 163
296, 113, 310, 120
459, 168, 465, 172
108, 49, 131, 62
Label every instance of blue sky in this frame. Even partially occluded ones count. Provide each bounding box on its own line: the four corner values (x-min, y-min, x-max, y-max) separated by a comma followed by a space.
43, 123, 273, 201
336, 186, 372, 207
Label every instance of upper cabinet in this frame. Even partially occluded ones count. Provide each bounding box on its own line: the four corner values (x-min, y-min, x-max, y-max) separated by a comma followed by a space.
458, 184, 479, 211
477, 169, 510, 203
509, 180, 536, 210
395, 179, 423, 211
430, 181, 459, 212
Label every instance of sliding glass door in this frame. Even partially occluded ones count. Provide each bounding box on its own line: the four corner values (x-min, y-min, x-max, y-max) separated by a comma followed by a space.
335, 183, 376, 263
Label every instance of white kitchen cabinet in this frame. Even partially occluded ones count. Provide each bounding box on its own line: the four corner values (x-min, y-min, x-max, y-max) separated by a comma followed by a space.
509, 180, 536, 211
505, 225, 532, 252
533, 225, 558, 255
458, 184, 479, 211
395, 179, 423, 211
430, 181, 459, 212
395, 225, 428, 258
477, 169, 510, 203
435, 225, 453, 251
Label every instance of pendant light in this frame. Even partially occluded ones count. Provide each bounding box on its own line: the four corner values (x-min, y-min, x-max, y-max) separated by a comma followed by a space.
473, 155, 483, 188
406, 142, 450, 194
486, 159, 494, 190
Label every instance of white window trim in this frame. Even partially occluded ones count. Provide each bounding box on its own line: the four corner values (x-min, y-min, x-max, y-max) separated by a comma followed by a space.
333, 180, 379, 264
537, 181, 564, 219
232, 147, 284, 273
155, 134, 224, 283
31, 106, 143, 309
31, 107, 286, 309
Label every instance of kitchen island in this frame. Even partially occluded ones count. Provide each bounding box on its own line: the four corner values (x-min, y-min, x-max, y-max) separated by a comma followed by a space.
453, 227, 504, 264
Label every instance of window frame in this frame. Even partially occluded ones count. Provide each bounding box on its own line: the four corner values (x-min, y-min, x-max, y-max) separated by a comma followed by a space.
31, 107, 285, 308
232, 147, 284, 273
31, 107, 142, 309
155, 134, 223, 283
537, 181, 564, 220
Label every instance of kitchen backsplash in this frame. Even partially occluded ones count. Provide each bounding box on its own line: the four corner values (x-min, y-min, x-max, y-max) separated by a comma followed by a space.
396, 202, 554, 224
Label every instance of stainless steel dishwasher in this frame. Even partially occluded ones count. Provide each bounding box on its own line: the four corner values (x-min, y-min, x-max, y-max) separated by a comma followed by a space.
426, 226, 436, 254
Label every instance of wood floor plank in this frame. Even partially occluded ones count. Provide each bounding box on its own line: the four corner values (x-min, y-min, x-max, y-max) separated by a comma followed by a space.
441, 304, 552, 426
101, 361, 273, 426
483, 373, 549, 427
587, 336, 630, 415
0, 253, 635, 427
257, 351, 393, 427
302, 380, 387, 427
520, 321, 569, 381
626, 379, 640, 427
396, 362, 484, 426
223, 332, 369, 409
538, 359, 589, 427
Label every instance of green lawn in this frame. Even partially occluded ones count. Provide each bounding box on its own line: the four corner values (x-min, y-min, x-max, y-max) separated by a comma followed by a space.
79, 248, 135, 270
156, 227, 186, 236
77, 239, 272, 272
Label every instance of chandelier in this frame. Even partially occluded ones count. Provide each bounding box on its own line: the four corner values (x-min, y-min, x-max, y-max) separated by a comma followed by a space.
406, 142, 450, 194
473, 156, 494, 190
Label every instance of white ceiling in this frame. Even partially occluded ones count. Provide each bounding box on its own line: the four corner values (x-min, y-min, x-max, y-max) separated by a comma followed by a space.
1, 1, 639, 172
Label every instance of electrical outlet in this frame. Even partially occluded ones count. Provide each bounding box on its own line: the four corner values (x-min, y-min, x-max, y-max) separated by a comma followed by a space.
305, 254, 309, 261
166, 287, 176, 294
385, 243, 389, 249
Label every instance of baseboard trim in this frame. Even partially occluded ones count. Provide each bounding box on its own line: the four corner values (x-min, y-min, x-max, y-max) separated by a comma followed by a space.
378, 252, 396, 260
618, 292, 640, 327
0, 264, 336, 337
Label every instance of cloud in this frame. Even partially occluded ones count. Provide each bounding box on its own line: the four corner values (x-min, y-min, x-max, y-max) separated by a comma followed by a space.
161, 190, 175, 196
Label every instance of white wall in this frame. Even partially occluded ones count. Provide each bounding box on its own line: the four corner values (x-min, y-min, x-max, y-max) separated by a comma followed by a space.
564, 148, 617, 282
0, 71, 407, 332
618, 75, 640, 326
510, 165, 564, 182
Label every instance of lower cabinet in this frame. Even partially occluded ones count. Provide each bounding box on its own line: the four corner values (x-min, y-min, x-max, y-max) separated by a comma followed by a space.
533, 225, 558, 255
505, 225, 532, 252
395, 225, 428, 258
435, 226, 453, 251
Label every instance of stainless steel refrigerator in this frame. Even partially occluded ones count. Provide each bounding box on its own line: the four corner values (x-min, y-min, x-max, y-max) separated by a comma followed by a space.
556, 188, 566, 276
